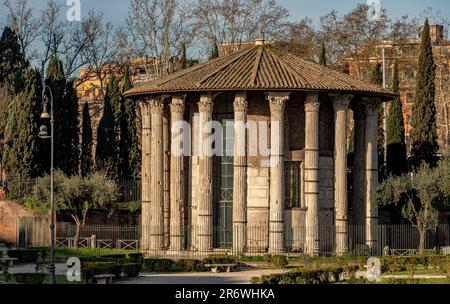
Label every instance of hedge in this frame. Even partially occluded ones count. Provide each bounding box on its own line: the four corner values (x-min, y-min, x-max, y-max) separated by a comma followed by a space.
203, 255, 237, 265
7, 249, 40, 263
380, 255, 450, 274
251, 266, 359, 284
13, 273, 46, 284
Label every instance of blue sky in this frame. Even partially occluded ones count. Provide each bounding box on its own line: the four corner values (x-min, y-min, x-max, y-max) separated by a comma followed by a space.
0, 0, 449, 29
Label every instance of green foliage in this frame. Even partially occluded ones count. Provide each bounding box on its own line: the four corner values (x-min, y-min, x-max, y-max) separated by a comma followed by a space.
61, 79, 80, 176
411, 18, 438, 162
2, 68, 43, 178
0, 26, 27, 93
252, 266, 358, 284
81, 261, 122, 284
318, 42, 327, 66
122, 263, 140, 277
180, 43, 187, 69
209, 41, 219, 60
203, 254, 237, 265
7, 249, 39, 263
262, 254, 289, 268
45, 56, 67, 174
13, 273, 46, 284
387, 59, 407, 176
96, 75, 121, 177
32, 171, 118, 237
119, 69, 140, 180
143, 259, 175, 272
80, 102, 93, 177
377, 158, 450, 251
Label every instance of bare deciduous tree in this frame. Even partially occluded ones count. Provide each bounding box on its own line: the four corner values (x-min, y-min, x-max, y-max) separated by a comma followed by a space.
3, 0, 39, 61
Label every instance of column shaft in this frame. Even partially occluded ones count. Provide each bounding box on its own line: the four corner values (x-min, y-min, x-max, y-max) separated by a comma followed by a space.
163, 111, 170, 248
233, 92, 248, 253
140, 101, 151, 251
353, 105, 366, 228
365, 99, 380, 252
150, 98, 165, 250
170, 95, 186, 251
268, 92, 290, 253
197, 94, 214, 252
304, 92, 320, 256
331, 94, 352, 255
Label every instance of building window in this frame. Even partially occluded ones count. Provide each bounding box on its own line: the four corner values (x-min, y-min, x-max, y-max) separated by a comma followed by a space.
285, 161, 302, 208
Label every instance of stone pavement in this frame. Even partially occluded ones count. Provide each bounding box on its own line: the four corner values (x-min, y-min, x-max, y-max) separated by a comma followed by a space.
115, 269, 288, 284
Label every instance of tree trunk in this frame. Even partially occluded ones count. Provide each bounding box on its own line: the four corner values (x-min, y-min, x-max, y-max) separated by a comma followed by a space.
74, 222, 80, 250
418, 229, 426, 254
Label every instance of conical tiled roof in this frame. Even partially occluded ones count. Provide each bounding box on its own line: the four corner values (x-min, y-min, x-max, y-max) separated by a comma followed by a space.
124, 41, 395, 99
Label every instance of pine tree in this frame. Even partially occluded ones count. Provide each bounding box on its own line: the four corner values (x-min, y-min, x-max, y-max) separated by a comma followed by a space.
180, 43, 187, 70
62, 79, 80, 176
45, 56, 66, 174
386, 59, 407, 176
2, 68, 43, 178
96, 75, 121, 177
318, 42, 327, 66
80, 102, 93, 177
210, 41, 219, 60
119, 67, 141, 179
411, 18, 438, 163
371, 63, 385, 180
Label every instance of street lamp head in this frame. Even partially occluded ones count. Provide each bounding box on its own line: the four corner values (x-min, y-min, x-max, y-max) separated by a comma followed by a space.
38, 125, 50, 138
41, 97, 50, 119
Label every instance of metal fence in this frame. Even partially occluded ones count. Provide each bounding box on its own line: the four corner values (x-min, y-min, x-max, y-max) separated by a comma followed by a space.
17, 220, 450, 258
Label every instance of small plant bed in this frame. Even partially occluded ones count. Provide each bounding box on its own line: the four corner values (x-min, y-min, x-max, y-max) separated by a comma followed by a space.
343, 277, 450, 284
0, 273, 83, 284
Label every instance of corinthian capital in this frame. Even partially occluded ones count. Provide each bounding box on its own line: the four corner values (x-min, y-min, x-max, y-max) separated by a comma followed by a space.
198, 93, 213, 113
329, 94, 353, 111
361, 96, 382, 114
267, 91, 290, 113
305, 91, 320, 112
150, 98, 164, 114
139, 98, 151, 115
234, 92, 248, 112
170, 95, 186, 113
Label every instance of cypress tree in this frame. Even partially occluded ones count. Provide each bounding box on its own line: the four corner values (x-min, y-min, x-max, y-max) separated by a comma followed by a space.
386, 59, 407, 176
45, 56, 66, 174
180, 43, 187, 70
371, 63, 385, 180
2, 68, 43, 178
210, 41, 219, 60
318, 42, 327, 66
80, 102, 93, 177
119, 67, 141, 179
411, 18, 438, 163
96, 75, 120, 177
62, 79, 80, 176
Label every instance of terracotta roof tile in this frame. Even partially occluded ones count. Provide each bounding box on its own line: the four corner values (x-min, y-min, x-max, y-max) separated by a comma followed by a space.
124, 43, 395, 99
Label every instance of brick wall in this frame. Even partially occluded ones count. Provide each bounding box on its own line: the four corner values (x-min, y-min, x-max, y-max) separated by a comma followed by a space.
0, 200, 40, 244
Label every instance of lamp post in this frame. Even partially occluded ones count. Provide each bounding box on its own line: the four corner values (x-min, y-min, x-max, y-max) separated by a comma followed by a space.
38, 85, 56, 285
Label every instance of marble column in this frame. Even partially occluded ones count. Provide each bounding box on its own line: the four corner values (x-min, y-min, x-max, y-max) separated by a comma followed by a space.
304, 92, 320, 256
150, 98, 165, 251
364, 98, 380, 252
268, 92, 290, 253
352, 104, 366, 229
163, 108, 170, 248
197, 93, 214, 252
140, 100, 152, 251
330, 94, 353, 255
232, 91, 248, 253
170, 95, 186, 251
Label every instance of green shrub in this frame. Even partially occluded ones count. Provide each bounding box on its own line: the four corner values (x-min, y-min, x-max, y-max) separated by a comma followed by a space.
122, 263, 140, 278
270, 255, 289, 268
143, 259, 174, 272
177, 259, 205, 272
203, 254, 237, 265
81, 262, 122, 284
101, 254, 127, 263
263, 254, 272, 264
253, 267, 347, 285
7, 249, 39, 263
13, 273, 46, 284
